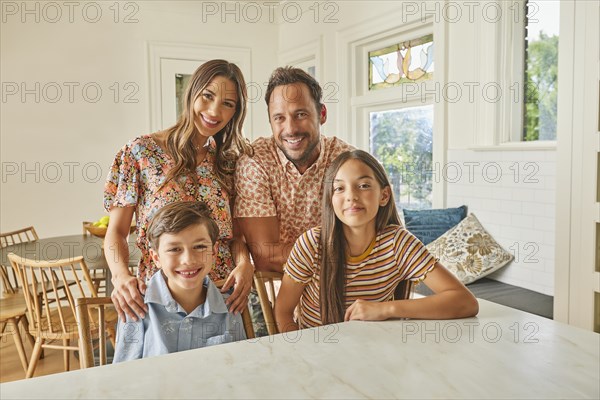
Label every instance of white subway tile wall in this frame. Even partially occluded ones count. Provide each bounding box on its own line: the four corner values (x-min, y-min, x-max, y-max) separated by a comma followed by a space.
445, 149, 556, 295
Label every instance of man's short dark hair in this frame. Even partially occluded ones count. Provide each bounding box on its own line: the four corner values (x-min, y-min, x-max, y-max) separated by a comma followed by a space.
264, 66, 323, 113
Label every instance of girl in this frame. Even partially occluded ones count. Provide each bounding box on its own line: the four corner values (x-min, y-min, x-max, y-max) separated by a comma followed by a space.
104, 60, 254, 323
275, 150, 478, 331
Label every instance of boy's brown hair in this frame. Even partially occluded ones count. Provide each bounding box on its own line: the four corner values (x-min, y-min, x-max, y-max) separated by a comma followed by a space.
147, 201, 219, 250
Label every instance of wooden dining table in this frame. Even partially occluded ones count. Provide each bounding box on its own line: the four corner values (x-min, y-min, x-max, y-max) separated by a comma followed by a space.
0, 299, 598, 399
0, 233, 139, 294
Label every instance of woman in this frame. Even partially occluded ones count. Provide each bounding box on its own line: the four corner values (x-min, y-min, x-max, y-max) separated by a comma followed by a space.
104, 60, 254, 322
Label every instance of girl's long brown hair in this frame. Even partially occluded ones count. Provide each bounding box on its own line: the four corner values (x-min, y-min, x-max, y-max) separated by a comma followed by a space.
319, 150, 401, 325
162, 59, 252, 195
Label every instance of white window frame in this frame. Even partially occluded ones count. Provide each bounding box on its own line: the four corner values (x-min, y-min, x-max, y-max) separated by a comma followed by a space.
337, 13, 447, 208
472, 0, 557, 150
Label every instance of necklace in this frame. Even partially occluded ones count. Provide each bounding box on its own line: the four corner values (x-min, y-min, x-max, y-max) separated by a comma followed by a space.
193, 139, 208, 152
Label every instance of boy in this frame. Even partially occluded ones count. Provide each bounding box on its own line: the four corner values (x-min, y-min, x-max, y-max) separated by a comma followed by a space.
113, 201, 246, 362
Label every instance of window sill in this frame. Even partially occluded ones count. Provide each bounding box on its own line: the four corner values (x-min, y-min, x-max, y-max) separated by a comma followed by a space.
469, 141, 557, 152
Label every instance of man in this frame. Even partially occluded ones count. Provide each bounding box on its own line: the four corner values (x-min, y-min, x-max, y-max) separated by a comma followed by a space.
234, 67, 352, 272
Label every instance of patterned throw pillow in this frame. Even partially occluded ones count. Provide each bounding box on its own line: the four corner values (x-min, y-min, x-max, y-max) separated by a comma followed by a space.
425, 213, 514, 284
403, 205, 467, 244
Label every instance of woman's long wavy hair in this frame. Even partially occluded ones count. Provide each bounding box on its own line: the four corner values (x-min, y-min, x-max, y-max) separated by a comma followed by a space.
162, 59, 252, 195
319, 150, 402, 325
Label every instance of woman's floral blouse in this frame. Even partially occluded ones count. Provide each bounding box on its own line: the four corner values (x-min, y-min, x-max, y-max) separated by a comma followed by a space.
104, 134, 234, 282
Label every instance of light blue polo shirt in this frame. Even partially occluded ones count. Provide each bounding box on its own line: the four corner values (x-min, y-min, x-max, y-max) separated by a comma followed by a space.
113, 272, 246, 363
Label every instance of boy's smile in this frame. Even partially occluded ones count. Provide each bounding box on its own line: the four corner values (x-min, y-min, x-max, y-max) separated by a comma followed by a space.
176, 269, 202, 278
151, 224, 217, 309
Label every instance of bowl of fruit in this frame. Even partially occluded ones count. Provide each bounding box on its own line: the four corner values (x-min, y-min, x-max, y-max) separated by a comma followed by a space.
83, 216, 135, 238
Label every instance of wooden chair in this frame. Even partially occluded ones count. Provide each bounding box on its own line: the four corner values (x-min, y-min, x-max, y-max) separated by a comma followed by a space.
1, 226, 39, 289
253, 271, 283, 335
8, 253, 106, 378
75, 297, 117, 369
0, 226, 73, 299
214, 279, 255, 340
1, 263, 36, 372
0, 275, 30, 372
82, 221, 93, 236
1, 262, 18, 295
0, 226, 39, 248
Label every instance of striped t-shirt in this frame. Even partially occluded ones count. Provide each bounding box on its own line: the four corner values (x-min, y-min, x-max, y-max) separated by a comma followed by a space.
284, 225, 437, 328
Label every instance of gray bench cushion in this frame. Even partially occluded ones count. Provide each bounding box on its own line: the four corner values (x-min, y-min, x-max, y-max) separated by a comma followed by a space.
414, 278, 554, 319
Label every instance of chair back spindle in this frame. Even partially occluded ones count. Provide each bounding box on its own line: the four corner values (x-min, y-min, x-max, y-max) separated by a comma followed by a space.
1, 226, 39, 248
253, 271, 283, 336
76, 297, 115, 369
1, 226, 39, 290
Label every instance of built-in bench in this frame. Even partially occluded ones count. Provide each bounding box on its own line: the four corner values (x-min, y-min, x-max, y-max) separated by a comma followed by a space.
400, 206, 554, 319
414, 278, 554, 319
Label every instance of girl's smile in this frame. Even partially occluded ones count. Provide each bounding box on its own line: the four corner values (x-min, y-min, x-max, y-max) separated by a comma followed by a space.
343, 205, 364, 213
332, 159, 390, 233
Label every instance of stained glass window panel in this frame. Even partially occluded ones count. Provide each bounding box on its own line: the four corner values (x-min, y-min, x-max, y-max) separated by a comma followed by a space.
369, 34, 434, 90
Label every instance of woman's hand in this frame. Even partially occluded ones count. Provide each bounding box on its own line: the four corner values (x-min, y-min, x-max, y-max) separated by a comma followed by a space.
344, 299, 390, 322
111, 273, 147, 322
221, 261, 254, 314
105, 206, 147, 321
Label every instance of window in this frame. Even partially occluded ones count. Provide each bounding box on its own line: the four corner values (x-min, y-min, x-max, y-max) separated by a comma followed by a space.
370, 105, 433, 209
366, 32, 435, 210
521, 0, 560, 141
342, 16, 444, 208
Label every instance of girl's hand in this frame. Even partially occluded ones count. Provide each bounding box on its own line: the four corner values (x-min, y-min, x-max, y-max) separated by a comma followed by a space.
344, 299, 389, 322
221, 261, 254, 314
111, 274, 147, 322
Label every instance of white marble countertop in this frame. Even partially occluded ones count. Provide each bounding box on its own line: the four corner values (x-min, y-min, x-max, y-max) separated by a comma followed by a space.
1, 299, 598, 399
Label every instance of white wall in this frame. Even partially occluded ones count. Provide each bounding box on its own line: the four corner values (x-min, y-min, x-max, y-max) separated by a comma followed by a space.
1, 1, 277, 237
446, 149, 556, 295
276, 1, 557, 295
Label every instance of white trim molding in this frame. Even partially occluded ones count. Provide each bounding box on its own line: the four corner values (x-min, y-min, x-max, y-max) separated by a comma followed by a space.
278, 37, 323, 82
554, 0, 600, 331
473, 0, 559, 150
